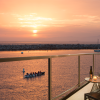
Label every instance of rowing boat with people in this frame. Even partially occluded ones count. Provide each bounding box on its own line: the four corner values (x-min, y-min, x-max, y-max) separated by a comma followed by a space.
24, 71, 45, 78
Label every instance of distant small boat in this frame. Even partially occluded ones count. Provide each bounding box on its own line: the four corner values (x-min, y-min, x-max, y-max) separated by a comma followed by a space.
94, 49, 100, 52
21, 52, 23, 54
94, 39, 100, 52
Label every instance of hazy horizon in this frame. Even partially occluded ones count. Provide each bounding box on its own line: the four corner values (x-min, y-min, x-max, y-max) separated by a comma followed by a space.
0, 40, 99, 45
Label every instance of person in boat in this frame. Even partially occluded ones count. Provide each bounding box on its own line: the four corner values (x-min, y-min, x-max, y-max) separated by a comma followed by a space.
40, 71, 41, 75
35, 72, 37, 76
23, 68, 25, 72
37, 71, 40, 76
30, 72, 32, 75
26, 73, 29, 76
33, 72, 35, 77
30, 72, 33, 77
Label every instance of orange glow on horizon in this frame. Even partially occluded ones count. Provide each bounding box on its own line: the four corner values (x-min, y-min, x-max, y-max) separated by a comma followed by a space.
32, 33, 38, 37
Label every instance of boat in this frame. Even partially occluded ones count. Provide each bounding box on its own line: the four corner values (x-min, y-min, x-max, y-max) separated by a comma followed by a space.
24, 72, 45, 78
94, 39, 100, 52
94, 49, 100, 52
21, 52, 23, 54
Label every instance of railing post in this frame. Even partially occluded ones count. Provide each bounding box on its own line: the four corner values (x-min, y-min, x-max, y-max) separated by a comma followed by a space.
78, 55, 80, 87
48, 58, 52, 100
93, 54, 94, 76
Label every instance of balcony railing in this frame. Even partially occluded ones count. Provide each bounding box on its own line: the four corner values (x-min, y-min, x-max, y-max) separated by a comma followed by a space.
0, 52, 100, 100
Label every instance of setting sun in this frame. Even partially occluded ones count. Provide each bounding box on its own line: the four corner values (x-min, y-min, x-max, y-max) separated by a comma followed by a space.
33, 30, 37, 33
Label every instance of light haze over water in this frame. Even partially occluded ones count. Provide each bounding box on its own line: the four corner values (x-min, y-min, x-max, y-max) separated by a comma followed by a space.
0, 41, 98, 45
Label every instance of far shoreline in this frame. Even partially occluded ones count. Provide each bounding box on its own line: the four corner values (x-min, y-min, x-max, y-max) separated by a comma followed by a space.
0, 44, 99, 51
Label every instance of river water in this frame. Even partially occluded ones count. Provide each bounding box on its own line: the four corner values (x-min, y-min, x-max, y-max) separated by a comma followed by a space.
0, 49, 100, 100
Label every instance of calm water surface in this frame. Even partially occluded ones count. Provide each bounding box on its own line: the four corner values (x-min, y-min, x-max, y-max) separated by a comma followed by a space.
0, 50, 100, 100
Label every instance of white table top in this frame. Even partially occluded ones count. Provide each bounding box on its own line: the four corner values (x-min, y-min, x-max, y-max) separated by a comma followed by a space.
85, 77, 100, 83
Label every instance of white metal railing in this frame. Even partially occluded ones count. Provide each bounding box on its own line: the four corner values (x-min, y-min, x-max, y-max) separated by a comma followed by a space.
0, 52, 100, 100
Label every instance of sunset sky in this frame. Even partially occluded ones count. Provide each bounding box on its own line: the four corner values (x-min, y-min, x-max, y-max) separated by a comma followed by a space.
0, 0, 100, 43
